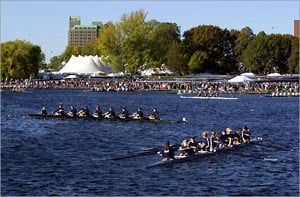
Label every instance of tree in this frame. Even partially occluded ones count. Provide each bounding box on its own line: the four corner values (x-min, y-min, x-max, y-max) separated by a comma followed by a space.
146, 20, 181, 68
287, 36, 299, 73
1, 40, 45, 79
48, 54, 65, 71
234, 26, 255, 65
166, 41, 188, 75
183, 25, 236, 74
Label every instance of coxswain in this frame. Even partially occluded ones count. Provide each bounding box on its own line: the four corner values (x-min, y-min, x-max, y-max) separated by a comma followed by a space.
103, 107, 116, 118
92, 105, 102, 118
53, 104, 64, 116
41, 106, 47, 116
67, 105, 77, 117
241, 126, 251, 143
130, 107, 143, 119
119, 107, 129, 119
160, 141, 175, 160
148, 107, 159, 120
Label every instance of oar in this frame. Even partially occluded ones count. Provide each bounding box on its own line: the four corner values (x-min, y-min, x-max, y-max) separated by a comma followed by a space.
234, 152, 278, 161
110, 144, 180, 160
254, 143, 296, 152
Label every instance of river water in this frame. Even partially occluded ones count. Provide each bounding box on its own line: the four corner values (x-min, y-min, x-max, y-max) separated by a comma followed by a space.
1, 89, 299, 196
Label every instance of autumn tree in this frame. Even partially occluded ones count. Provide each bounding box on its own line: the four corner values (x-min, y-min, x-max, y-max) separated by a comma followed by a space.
1, 40, 45, 79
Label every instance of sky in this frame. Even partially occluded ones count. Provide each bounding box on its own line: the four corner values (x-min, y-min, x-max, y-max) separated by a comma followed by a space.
1, 1, 299, 63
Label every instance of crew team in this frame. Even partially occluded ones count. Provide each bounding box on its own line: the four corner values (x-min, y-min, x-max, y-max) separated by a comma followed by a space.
161, 126, 251, 159
41, 104, 160, 120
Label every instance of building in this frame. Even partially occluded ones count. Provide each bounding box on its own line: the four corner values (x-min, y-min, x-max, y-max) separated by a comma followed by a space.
294, 20, 300, 38
68, 16, 102, 47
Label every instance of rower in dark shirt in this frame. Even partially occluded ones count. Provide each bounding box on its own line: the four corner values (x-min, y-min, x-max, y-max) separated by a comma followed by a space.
188, 135, 198, 153
225, 128, 234, 147
92, 105, 102, 118
198, 131, 210, 152
53, 104, 64, 116
130, 107, 143, 119
41, 106, 47, 116
67, 105, 77, 117
241, 126, 251, 143
77, 106, 90, 117
160, 141, 175, 160
148, 107, 159, 120
119, 107, 129, 119
103, 107, 116, 118
219, 130, 228, 148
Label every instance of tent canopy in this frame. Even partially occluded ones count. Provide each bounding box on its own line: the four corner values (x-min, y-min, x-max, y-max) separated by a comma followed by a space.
241, 72, 256, 77
58, 55, 112, 75
228, 75, 254, 83
267, 73, 281, 77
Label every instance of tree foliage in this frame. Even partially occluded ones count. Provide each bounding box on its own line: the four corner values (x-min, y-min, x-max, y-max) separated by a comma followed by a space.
1, 40, 45, 79
45, 10, 298, 76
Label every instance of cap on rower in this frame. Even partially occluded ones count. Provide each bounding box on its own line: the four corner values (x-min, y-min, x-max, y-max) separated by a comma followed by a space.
226, 128, 232, 133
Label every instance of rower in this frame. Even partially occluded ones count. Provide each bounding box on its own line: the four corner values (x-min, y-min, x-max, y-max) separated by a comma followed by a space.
67, 105, 77, 117
198, 131, 210, 152
219, 130, 228, 148
53, 103, 64, 116
119, 107, 129, 119
130, 107, 143, 120
233, 131, 242, 145
41, 106, 47, 116
225, 128, 234, 147
160, 141, 175, 160
210, 131, 219, 151
148, 107, 159, 120
92, 105, 102, 118
103, 107, 116, 118
179, 139, 190, 156
77, 106, 90, 117
188, 135, 198, 153
241, 126, 251, 143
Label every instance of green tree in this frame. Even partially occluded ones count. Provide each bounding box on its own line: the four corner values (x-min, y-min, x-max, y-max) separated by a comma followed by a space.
146, 20, 181, 68
1, 40, 45, 79
48, 54, 65, 71
166, 41, 188, 75
241, 32, 269, 74
183, 25, 236, 74
286, 36, 299, 73
234, 26, 255, 65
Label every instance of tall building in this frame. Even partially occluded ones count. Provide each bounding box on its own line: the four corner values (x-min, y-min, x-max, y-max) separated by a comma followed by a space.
68, 16, 102, 47
294, 20, 300, 38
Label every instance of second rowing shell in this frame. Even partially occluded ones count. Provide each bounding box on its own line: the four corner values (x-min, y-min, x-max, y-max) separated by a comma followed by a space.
180, 95, 238, 100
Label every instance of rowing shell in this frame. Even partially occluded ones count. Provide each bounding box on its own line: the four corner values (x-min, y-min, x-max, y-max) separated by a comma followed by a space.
146, 138, 262, 168
180, 95, 238, 100
28, 113, 187, 124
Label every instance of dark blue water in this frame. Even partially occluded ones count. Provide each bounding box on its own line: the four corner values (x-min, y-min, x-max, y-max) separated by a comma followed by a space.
1, 89, 299, 196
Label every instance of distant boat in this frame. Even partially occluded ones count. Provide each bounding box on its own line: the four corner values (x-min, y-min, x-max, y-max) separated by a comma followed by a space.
180, 95, 238, 100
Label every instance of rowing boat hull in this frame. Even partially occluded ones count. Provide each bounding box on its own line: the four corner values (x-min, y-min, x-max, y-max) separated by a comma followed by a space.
28, 113, 187, 124
180, 95, 238, 100
147, 138, 261, 168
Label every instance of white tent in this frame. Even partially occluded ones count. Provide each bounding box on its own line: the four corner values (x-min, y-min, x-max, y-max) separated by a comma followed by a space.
58, 55, 112, 75
241, 72, 256, 78
267, 73, 281, 77
228, 75, 254, 83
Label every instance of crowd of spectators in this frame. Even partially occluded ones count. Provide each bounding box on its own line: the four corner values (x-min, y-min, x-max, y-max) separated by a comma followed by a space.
1, 77, 299, 95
